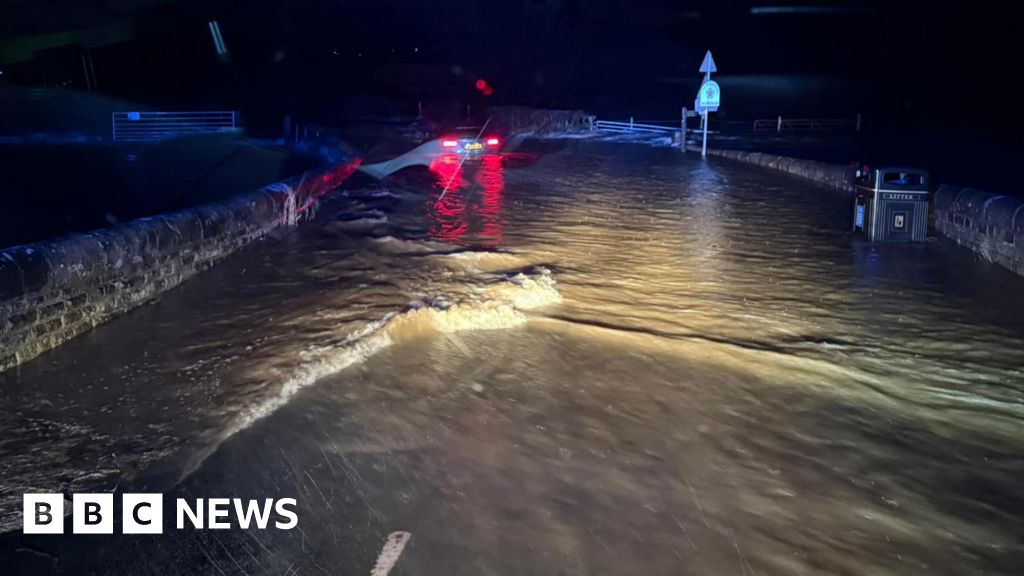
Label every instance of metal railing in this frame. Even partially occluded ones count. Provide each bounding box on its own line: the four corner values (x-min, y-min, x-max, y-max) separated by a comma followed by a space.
594, 119, 682, 135
753, 115, 863, 133
112, 111, 238, 142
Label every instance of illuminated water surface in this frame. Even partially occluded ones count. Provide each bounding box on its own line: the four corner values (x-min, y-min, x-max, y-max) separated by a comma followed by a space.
2, 138, 1022, 575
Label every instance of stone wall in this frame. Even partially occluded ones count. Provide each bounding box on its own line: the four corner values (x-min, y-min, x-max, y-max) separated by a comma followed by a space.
704, 148, 855, 194
933, 185, 1024, 276
0, 160, 360, 373
488, 106, 592, 135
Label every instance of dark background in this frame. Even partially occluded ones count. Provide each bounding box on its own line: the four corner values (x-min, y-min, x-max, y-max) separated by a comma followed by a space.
2, 0, 1023, 182
2, 1, 1019, 122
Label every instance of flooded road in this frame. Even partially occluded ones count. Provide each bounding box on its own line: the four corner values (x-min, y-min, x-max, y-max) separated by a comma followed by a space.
2, 138, 1023, 574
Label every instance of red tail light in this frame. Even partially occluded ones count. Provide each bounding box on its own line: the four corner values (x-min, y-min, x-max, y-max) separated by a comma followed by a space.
441, 139, 458, 148
486, 137, 500, 147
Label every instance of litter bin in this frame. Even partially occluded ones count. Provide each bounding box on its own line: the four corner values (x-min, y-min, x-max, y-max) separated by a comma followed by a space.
852, 166, 930, 242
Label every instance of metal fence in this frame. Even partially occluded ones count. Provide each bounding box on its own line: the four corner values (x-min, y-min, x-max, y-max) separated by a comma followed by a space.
112, 111, 238, 142
753, 116, 863, 133
594, 119, 682, 135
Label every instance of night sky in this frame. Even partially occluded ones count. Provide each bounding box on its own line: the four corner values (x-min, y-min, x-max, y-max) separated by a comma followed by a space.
2, 0, 1021, 138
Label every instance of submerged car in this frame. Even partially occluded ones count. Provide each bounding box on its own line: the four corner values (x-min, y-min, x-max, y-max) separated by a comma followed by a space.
357, 128, 504, 179
438, 127, 502, 156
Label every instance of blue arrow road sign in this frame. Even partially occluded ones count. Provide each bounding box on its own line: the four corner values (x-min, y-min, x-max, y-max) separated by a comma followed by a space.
695, 50, 719, 158
699, 51, 717, 74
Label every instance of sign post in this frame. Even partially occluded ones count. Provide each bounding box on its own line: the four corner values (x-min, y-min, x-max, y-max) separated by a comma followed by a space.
700, 108, 708, 157
695, 51, 720, 158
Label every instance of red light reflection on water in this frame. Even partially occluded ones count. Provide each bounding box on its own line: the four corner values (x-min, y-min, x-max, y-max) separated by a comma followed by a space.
476, 154, 504, 244
428, 153, 505, 246
429, 154, 468, 242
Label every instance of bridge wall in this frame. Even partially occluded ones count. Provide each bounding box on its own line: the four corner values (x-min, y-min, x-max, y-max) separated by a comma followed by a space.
705, 148, 855, 193
933, 185, 1024, 276
0, 160, 360, 373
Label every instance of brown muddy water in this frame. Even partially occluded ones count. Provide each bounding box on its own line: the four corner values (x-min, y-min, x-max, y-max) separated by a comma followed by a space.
1, 137, 1023, 575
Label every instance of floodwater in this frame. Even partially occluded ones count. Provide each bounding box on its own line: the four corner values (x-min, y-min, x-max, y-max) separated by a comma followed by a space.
2, 137, 1023, 575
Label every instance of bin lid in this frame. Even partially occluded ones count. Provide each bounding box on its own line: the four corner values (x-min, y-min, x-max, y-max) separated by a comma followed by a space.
873, 167, 929, 192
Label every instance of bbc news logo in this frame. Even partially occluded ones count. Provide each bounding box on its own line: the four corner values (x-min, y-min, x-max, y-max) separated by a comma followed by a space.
23, 494, 298, 534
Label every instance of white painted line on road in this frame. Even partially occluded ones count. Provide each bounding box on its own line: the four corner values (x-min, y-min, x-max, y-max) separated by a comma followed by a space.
371, 531, 412, 576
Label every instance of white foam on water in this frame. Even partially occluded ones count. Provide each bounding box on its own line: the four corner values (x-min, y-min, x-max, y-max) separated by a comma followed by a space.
366, 189, 402, 198
437, 250, 531, 273
528, 130, 604, 140
371, 235, 451, 254
335, 215, 389, 230
191, 265, 562, 476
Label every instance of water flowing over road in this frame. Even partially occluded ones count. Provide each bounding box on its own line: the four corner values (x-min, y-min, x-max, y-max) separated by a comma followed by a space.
2, 137, 1023, 575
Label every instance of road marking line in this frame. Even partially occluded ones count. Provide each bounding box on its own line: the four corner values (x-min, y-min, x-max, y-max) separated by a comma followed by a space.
370, 531, 411, 576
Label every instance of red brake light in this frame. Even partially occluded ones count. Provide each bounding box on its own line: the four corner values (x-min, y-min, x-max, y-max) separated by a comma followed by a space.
442, 139, 458, 148
486, 137, 500, 147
